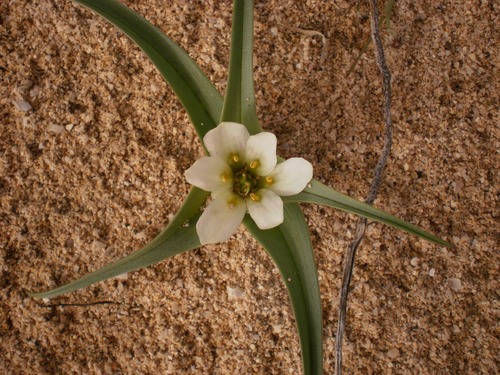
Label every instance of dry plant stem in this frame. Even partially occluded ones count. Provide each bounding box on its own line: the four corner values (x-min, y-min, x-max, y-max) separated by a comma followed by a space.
334, 1, 393, 374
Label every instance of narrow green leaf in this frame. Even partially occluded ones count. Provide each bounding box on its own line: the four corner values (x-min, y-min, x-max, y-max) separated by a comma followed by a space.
384, 0, 396, 30
220, 0, 262, 134
159, 187, 208, 239
28, 188, 208, 299
221, 4, 322, 371
244, 204, 323, 375
74, 0, 221, 139
28, 214, 200, 299
284, 179, 453, 248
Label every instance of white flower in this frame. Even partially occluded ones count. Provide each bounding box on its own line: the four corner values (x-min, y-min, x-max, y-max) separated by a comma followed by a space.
185, 122, 313, 245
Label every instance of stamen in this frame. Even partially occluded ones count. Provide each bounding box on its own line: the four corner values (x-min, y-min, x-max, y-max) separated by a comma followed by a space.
257, 175, 274, 189
249, 160, 260, 169
231, 154, 239, 163
242, 181, 251, 196
249, 193, 260, 202
221, 173, 231, 183
227, 197, 238, 209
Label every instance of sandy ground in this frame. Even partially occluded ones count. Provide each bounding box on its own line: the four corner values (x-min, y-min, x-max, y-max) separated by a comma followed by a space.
1, 0, 498, 374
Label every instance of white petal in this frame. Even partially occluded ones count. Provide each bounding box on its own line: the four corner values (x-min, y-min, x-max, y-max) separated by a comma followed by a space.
203, 122, 250, 163
185, 156, 232, 192
196, 191, 246, 245
245, 132, 277, 175
268, 158, 313, 196
246, 189, 283, 230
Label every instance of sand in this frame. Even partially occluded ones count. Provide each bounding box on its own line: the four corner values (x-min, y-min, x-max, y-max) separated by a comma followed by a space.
1, 0, 498, 373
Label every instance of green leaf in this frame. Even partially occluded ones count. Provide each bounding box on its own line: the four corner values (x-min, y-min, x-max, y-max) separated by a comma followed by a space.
220, 5, 322, 371
28, 188, 208, 299
220, 0, 262, 134
244, 204, 323, 375
284, 179, 453, 248
384, 0, 396, 30
74, 0, 221, 139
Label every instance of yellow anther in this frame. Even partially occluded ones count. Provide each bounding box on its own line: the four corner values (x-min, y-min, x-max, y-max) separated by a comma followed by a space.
249, 193, 260, 202
249, 160, 260, 169
227, 197, 239, 209
231, 154, 239, 163
227, 195, 239, 209
265, 176, 274, 184
221, 173, 231, 183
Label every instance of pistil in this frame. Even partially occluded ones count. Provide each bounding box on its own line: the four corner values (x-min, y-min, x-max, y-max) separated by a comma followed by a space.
233, 167, 258, 198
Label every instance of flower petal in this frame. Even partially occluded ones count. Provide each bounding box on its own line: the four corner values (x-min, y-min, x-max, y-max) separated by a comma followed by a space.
246, 189, 283, 230
196, 191, 246, 245
185, 156, 232, 192
268, 158, 313, 196
204, 122, 250, 163
245, 132, 277, 175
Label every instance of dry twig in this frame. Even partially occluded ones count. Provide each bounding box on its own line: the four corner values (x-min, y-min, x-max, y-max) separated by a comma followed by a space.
334, 1, 393, 374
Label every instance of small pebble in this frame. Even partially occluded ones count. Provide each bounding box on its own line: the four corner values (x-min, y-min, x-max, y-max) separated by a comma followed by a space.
13, 99, 32, 112
30, 86, 41, 97
227, 286, 245, 300
150, 83, 160, 92
410, 257, 419, 267
429, 268, 435, 277
48, 124, 65, 134
134, 231, 147, 240
449, 278, 462, 291
272, 324, 282, 334
93, 240, 106, 250
387, 348, 400, 359
115, 273, 128, 280
416, 13, 427, 22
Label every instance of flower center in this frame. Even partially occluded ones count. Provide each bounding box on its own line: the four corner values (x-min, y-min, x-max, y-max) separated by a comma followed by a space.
227, 155, 275, 199
233, 167, 258, 198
